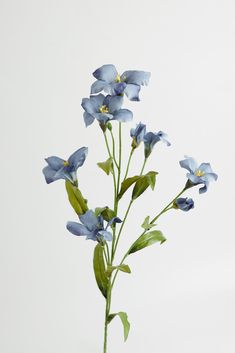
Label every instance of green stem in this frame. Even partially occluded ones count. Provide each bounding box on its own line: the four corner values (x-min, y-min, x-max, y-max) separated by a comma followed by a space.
109, 129, 119, 169
123, 148, 134, 180
103, 131, 117, 206
103, 281, 111, 353
140, 157, 147, 176
113, 200, 133, 256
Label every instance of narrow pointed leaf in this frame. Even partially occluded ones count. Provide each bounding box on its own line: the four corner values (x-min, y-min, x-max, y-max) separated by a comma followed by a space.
128, 230, 166, 254
97, 157, 113, 175
93, 244, 108, 298
118, 175, 140, 199
106, 264, 131, 277
108, 312, 130, 341
141, 216, 156, 230
132, 171, 158, 200
65, 181, 88, 215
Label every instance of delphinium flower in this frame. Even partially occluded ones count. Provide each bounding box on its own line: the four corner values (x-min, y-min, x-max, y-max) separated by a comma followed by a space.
67, 210, 122, 242
81, 93, 133, 129
180, 157, 218, 193
143, 131, 171, 158
91, 64, 151, 101
130, 122, 146, 148
43, 147, 88, 185
174, 197, 194, 211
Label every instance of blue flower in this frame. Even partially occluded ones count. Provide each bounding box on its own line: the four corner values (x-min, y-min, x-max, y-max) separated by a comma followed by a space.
91, 64, 151, 101
66, 210, 122, 242
81, 93, 133, 128
179, 157, 218, 194
130, 122, 146, 148
143, 131, 171, 158
43, 147, 88, 184
174, 197, 194, 211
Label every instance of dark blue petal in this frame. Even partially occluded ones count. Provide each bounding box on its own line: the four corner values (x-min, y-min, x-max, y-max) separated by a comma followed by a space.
45, 156, 65, 171
199, 182, 208, 194
175, 197, 194, 211
79, 210, 99, 232
107, 217, 122, 228
113, 109, 133, 122
124, 84, 141, 101
43, 166, 61, 184
68, 147, 88, 170
93, 64, 118, 83
130, 122, 146, 145
83, 112, 95, 127
121, 70, 151, 86
66, 221, 91, 236
98, 230, 113, 241
90, 80, 108, 94
179, 157, 197, 173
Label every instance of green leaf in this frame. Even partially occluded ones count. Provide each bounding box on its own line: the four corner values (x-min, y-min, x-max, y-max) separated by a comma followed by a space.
106, 264, 131, 277
128, 230, 166, 255
141, 216, 156, 231
108, 312, 130, 341
93, 244, 109, 298
118, 175, 140, 200
94, 206, 115, 222
132, 171, 158, 200
65, 181, 88, 215
97, 157, 113, 175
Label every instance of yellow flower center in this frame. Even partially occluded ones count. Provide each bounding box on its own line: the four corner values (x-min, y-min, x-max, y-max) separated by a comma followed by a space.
63, 160, 69, 166
99, 105, 109, 113
115, 74, 121, 83
195, 169, 205, 177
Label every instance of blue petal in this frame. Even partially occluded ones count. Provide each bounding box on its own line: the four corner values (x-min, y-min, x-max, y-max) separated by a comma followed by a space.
66, 221, 91, 236
54, 167, 73, 183
107, 217, 122, 228
93, 64, 118, 83
106, 95, 123, 113
94, 113, 113, 124
187, 173, 200, 184
199, 182, 208, 194
45, 156, 65, 170
79, 210, 99, 232
157, 131, 171, 146
124, 84, 141, 101
68, 147, 88, 170
90, 80, 108, 94
83, 112, 95, 127
113, 109, 133, 122
43, 166, 61, 184
121, 70, 151, 86
98, 230, 113, 241
81, 98, 97, 114
90, 94, 105, 111
179, 157, 197, 173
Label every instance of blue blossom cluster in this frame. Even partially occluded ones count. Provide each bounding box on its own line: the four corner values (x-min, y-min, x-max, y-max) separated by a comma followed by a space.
81, 64, 150, 129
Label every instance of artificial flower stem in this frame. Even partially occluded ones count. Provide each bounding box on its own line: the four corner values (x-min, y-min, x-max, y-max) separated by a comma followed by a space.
109, 129, 119, 169
103, 132, 118, 204
123, 147, 134, 180
113, 200, 133, 259
140, 157, 147, 176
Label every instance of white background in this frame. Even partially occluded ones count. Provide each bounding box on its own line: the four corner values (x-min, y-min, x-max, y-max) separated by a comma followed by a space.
1, 1, 234, 352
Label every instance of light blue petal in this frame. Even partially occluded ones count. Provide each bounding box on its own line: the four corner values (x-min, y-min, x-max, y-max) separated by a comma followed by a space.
93, 64, 118, 83
98, 230, 113, 241
121, 70, 151, 85
90, 94, 105, 111
90, 80, 108, 94
79, 210, 99, 232
107, 96, 123, 113
179, 157, 197, 173
113, 109, 133, 122
81, 98, 96, 114
187, 173, 200, 184
124, 84, 141, 101
157, 131, 171, 146
94, 113, 113, 123
85, 232, 98, 241
83, 112, 95, 127
43, 166, 61, 184
68, 147, 88, 170
66, 221, 91, 236
199, 182, 208, 194
54, 167, 73, 183
45, 156, 65, 170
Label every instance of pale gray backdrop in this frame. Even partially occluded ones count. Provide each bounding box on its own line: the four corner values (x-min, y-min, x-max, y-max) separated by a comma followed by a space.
0, 0, 234, 352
